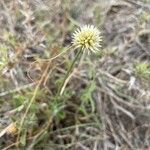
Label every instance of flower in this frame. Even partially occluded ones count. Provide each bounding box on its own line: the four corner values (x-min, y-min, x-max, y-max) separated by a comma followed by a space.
72, 25, 102, 53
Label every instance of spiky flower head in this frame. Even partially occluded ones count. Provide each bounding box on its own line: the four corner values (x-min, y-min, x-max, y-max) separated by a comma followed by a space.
72, 25, 102, 53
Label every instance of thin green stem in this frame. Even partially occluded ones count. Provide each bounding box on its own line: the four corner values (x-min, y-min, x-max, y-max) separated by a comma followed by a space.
58, 48, 83, 95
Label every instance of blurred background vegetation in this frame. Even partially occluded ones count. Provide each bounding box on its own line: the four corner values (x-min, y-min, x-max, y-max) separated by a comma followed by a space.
0, 0, 150, 149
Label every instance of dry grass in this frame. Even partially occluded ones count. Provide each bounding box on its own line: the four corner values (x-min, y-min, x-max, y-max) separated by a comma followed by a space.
0, 0, 150, 149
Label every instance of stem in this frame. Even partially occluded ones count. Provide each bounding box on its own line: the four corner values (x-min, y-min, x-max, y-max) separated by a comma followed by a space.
58, 48, 83, 95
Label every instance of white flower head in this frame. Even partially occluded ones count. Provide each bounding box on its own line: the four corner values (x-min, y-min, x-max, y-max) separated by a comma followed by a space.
72, 25, 102, 53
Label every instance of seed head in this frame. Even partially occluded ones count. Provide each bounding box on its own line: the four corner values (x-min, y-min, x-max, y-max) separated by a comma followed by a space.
72, 25, 102, 53
6, 123, 17, 135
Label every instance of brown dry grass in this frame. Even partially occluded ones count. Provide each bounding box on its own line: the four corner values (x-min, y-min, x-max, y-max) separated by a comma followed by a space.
0, 0, 150, 149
